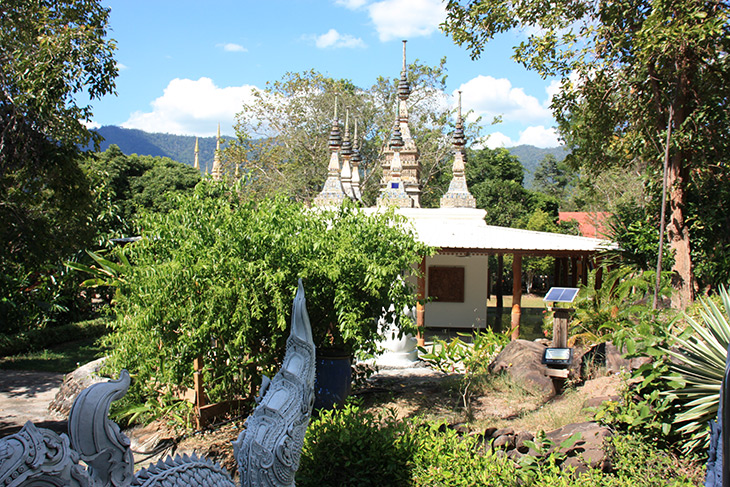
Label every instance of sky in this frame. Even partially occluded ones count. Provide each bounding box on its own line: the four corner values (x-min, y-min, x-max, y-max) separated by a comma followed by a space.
89, 0, 564, 149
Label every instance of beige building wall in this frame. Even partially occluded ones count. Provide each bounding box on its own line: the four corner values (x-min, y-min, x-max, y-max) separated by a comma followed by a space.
423, 254, 488, 329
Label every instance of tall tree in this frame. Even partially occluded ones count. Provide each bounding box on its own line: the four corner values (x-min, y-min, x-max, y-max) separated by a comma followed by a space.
443, 0, 730, 307
228, 59, 478, 206
532, 154, 574, 202
0, 0, 117, 332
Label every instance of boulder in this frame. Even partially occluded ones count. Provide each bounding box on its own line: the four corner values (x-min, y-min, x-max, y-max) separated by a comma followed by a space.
581, 342, 651, 379
48, 357, 109, 416
488, 339, 556, 396
544, 421, 613, 473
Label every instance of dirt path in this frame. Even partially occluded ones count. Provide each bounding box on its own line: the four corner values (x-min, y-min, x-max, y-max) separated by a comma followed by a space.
0, 370, 66, 436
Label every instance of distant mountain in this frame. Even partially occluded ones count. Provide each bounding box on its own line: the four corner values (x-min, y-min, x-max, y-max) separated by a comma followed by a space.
507, 145, 570, 189
90, 126, 234, 172
92, 126, 567, 185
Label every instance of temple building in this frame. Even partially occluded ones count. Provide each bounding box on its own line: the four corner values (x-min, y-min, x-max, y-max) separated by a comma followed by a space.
312, 41, 612, 341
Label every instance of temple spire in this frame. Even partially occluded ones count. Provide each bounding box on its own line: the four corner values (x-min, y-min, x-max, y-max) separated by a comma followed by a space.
377, 104, 412, 208
211, 123, 223, 181
314, 96, 348, 207
440, 91, 476, 208
194, 137, 200, 171
350, 119, 362, 201
341, 107, 353, 198
381, 40, 420, 207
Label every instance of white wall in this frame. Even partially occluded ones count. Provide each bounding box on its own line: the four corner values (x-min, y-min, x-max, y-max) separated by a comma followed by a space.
424, 254, 488, 328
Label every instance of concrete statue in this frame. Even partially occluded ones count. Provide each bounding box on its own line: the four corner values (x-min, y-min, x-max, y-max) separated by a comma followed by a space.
0, 280, 316, 487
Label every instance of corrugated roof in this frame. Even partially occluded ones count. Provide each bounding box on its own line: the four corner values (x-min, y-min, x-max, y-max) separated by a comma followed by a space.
368, 208, 615, 254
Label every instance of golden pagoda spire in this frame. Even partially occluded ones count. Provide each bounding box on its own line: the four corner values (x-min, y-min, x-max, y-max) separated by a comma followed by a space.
194, 137, 200, 170
212, 123, 223, 181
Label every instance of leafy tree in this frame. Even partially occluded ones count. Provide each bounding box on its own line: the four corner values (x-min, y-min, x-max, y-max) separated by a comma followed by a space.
0, 0, 117, 333
229, 59, 479, 206
443, 0, 730, 307
1, 0, 117, 168
532, 154, 575, 202
83, 145, 201, 236
466, 147, 534, 227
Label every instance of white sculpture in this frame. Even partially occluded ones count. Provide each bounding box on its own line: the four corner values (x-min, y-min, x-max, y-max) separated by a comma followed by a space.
0, 280, 316, 487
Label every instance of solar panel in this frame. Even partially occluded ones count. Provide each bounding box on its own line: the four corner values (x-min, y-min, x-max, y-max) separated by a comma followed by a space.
543, 287, 580, 303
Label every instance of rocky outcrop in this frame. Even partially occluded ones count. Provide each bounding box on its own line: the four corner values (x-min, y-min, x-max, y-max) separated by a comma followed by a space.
477, 421, 613, 473
488, 339, 562, 396
48, 357, 108, 416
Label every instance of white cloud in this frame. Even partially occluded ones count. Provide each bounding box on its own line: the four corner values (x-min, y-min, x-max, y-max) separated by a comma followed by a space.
335, 0, 368, 9
83, 120, 101, 130
121, 77, 259, 136
368, 0, 446, 41
516, 125, 561, 147
458, 76, 552, 124
311, 29, 366, 49
116, 62, 128, 71
481, 132, 514, 149
218, 43, 247, 53
545, 79, 561, 105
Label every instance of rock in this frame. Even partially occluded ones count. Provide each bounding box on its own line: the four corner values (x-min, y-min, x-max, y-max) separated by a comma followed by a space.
581, 342, 651, 379
507, 449, 524, 461
544, 421, 613, 473
488, 339, 556, 396
450, 422, 470, 435
492, 434, 515, 450
48, 357, 108, 416
492, 426, 514, 438
582, 395, 621, 410
515, 431, 534, 453
483, 427, 498, 438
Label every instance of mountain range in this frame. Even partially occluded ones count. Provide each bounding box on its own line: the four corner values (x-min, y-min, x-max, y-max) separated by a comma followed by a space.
91, 126, 568, 188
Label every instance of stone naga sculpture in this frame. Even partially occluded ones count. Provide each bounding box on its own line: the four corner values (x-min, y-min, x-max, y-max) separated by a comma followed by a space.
0, 279, 316, 487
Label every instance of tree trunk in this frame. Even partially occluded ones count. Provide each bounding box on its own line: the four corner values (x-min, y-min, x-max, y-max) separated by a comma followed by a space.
667, 150, 694, 309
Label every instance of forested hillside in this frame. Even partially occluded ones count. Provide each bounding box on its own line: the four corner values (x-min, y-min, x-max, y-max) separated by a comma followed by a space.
93, 126, 566, 184
90, 126, 234, 171
508, 145, 569, 188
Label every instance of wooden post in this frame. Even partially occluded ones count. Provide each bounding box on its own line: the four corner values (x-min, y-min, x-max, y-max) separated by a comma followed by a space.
511, 254, 522, 341
193, 356, 206, 429
570, 256, 578, 287
496, 254, 504, 309
561, 257, 569, 286
552, 308, 570, 349
581, 256, 589, 286
416, 256, 426, 347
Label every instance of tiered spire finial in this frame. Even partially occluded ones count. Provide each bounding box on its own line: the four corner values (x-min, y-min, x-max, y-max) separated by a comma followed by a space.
440, 90, 476, 208
314, 96, 348, 207
340, 107, 354, 198
193, 137, 200, 170
398, 40, 411, 101
211, 123, 223, 181
350, 119, 362, 201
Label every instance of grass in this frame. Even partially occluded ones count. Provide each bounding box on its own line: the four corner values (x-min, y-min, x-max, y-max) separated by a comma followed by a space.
0, 337, 106, 373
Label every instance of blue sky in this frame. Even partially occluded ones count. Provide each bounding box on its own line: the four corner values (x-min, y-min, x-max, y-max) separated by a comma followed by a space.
89, 0, 564, 148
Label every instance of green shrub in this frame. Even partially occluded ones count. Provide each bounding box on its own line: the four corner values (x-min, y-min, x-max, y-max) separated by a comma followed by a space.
103, 180, 430, 423
297, 404, 701, 486
298, 404, 418, 486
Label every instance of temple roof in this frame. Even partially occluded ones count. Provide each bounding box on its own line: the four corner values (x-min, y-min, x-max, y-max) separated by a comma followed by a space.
365, 207, 615, 255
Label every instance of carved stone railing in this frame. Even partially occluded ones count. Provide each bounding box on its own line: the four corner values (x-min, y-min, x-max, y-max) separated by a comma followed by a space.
0, 279, 316, 487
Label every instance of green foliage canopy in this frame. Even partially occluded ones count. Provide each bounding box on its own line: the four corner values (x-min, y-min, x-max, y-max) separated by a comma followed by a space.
443, 0, 730, 306
104, 180, 430, 408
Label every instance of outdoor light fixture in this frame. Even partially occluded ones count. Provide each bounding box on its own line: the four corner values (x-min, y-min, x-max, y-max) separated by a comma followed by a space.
542, 347, 573, 366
